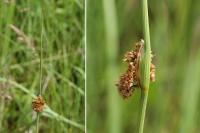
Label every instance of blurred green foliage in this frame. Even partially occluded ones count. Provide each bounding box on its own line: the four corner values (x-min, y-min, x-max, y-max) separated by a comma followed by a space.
87, 0, 200, 132
0, 0, 84, 132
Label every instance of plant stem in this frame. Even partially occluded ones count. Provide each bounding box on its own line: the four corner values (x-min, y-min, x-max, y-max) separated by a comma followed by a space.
39, 9, 44, 96
139, 91, 149, 133
36, 7, 44, 133
36, 113, 40, 133
39, 35, 43, 95
139, 0, 151, 132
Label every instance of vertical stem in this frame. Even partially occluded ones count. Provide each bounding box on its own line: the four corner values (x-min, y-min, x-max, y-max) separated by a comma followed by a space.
36, 6, 44, 133
139, 91, 149, 133
139, 0, 151, 132
39, 27, 43, 95
39, 9, 43, 96
36, 114, 40, 133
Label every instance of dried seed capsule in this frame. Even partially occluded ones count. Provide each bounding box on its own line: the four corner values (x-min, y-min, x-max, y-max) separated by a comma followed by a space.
32, 95, 45, 112
117, 39, 155, 99
117, 40, 144, 99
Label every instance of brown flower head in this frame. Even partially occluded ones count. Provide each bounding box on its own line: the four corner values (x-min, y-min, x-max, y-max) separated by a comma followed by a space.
32, 95, 45, 112
116, 39, 155, 99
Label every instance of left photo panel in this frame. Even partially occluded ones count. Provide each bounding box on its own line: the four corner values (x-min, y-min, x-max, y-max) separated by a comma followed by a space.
0, 0, 85, 133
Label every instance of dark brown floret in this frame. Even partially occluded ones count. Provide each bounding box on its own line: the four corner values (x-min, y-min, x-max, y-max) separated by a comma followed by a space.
116, 64, 135, 98
117, 40, 144, 99
32, 95, 45, 112
116, 39, 155, 99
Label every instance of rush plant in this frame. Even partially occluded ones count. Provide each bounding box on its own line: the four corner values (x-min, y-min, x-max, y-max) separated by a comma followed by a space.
116, 0, 154, 132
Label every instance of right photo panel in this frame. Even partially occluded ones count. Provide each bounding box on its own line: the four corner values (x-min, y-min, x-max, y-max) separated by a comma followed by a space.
87, 0, 200, 133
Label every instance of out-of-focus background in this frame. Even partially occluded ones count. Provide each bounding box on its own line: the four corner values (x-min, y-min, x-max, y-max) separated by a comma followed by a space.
0, 0, 84, 132
87, 0, 200, 133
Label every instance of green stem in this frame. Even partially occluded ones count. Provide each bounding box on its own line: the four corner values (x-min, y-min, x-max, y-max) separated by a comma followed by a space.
139, 91, 149, 133
36, 7, 44, 133
39, 9, 43, 96
36, 113, 40, 133
139, 0, 151, 132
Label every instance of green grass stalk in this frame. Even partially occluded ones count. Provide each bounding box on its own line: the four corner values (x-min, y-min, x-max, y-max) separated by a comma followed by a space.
102, 0, 121, 132
139, 0, 152, 132
36, 8, 44, 133
36, 114, 40, 133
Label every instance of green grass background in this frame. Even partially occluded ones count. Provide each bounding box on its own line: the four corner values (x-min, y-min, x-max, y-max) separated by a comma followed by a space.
0, 0, 84, 132
87, 0, 200, 133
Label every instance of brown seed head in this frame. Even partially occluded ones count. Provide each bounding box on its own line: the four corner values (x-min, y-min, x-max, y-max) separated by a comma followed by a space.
116, 64, 135, 98
117, 39, 155, 99
32, 96, 45, 112
117, 40, 144, 99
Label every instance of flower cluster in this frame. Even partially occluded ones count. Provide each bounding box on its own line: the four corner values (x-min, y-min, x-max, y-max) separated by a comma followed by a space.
116, 39, 155, 99
32, 95, 45, 112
